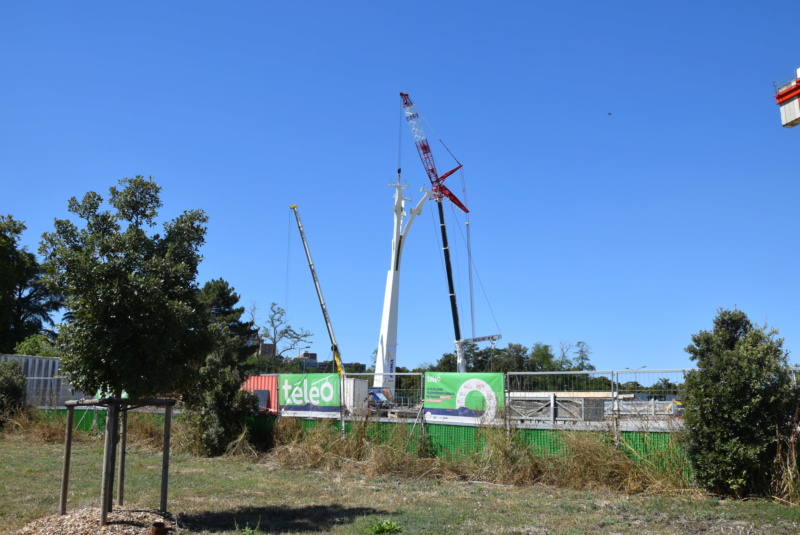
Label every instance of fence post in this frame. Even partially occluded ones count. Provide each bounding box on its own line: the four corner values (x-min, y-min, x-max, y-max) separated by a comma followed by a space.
118, 408, 127, 506
59, 405, 74, 515
504, 373, 510, 440
550, 393, 556, 425
160, 404, 173, 513
612, 371, 620, 449
100, 401, 118, 526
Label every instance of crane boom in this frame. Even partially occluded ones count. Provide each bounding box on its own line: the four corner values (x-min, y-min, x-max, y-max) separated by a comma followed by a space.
399, 92, 469, 371
400, 93, 469, 213
289, 205, 344, 376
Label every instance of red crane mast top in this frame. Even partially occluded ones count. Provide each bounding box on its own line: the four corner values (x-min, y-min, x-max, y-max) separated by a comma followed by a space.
400, 92, 469, 213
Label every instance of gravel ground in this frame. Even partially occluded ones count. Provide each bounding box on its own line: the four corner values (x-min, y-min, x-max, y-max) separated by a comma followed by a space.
12, 507, 178, 535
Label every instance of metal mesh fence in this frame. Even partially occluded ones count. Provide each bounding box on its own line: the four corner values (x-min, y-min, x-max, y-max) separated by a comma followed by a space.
24, 377, 83, 407
506, 371, 615, 425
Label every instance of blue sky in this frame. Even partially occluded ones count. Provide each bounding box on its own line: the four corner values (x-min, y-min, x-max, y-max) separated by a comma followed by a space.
2, 2, 799, 372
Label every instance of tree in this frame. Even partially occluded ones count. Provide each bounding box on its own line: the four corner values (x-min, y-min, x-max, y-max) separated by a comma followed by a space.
530, 343, 557, 371
485, 343, 527, 373
197, 279, 257, 356
39, 177, 210, 399
0, 216, 62, 353
256, 303, 312, 373
14, 333, 60, 357
430, 352, 457, 372
0, 216, 26, 347
182, 279, 258, 456
572, 341, 595, 371
0, 360, 26, 423
683, 308, 800, 497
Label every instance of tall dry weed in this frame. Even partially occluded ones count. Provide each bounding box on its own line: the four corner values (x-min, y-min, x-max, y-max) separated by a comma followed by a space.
618, 431, 693, 492
538, 431, 640, 492
125, 412, 165, 451
773, 409, 800, 504
0, 408, 68, 443
457, 426, 544, 486
266, 417, 693, 495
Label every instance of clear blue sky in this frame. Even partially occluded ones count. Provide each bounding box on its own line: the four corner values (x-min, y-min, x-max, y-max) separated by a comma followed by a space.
2, 2, 799, 372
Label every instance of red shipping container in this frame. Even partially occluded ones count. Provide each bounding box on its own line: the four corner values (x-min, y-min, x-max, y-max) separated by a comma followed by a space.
242, 375, 279, 414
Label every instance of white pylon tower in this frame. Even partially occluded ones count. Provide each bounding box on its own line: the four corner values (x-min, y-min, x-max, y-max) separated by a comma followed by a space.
374, 172, 430, 397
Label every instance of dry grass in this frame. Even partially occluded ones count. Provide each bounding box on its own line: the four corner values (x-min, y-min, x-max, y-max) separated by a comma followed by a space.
1, 407, 69, 443
1, 408, 693, 496
124, 412, 166, 452
3, 419, 800, 534
542, 431, 649, 492
774, 410, 800, 503
268, 419, 692, 495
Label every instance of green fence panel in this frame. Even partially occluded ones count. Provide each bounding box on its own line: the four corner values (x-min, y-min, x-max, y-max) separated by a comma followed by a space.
425, 424, 483, 459
516, 428, 565, 456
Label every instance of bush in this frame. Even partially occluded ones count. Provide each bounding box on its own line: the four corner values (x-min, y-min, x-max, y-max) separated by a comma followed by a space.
0, 361, 26, 424
683, 308, 800, 497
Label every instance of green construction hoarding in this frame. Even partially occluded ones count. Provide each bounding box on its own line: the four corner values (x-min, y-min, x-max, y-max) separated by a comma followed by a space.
278, 373, 340, 418
423, 372, 504, 425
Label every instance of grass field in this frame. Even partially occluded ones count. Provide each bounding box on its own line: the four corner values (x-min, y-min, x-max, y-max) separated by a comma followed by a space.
3, 433, 800, 535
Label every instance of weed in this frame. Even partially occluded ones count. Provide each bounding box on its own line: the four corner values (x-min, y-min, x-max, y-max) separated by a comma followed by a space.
125, 411, 165, 451
773, 409, 800, 504
234, 516, 262, 535
370, 519, 402, 533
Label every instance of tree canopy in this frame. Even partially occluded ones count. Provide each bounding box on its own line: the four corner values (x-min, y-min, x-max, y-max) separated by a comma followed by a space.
683, 308, 800, 497
0, 216, 62, 353
182, 278, 259, 456
422, 340, 595, 373
39, 176, 209, 399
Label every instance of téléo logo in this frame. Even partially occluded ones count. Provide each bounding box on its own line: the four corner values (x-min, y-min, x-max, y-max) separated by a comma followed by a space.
281, 376, 336, 405
426, 374, 442, 383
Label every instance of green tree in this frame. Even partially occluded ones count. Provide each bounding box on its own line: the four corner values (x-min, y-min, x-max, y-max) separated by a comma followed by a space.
14, 333, 60, 357
571, 341, 595, 371
197, 279, 257, 356
0, 360, 26, 423
0, 216, 26, 347
0, 217, 62, 352
430, 352, 457, 372
39, 177, 210, 400
488, 343, 528, 373
683, 308, 799, 497
183, 279, 258, 456
530, 343, 557, 371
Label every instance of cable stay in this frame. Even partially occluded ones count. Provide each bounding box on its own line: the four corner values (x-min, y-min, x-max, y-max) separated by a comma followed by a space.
400, 92, 500, 371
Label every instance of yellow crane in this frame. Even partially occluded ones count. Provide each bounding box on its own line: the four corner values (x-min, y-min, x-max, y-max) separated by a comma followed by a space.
289, 205, 344, 376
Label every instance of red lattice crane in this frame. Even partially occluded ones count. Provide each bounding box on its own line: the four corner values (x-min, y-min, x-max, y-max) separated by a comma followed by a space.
399, 91, 469, 369
400, 92, 469, 213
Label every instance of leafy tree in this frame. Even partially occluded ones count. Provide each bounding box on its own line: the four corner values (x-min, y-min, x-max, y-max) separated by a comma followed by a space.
0, 216, 26, 347
183, 279, 258, 455
14, 333, 60, 357
182, 279, 259, 456
683, 308, 800, 497
39, 177, 210, 399
0, 217, 61, 352
428, 351, 457, 372
256, 303, 312, 373
530, 343, 557, 371
572, 341, 595, 371
490, 343, 529, 373
197, 279, 257, 355
0, 360, 26, 423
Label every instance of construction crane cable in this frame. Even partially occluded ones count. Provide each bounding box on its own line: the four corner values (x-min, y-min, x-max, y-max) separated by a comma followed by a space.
285, 208, 293, 314
450, 201, 503, 338
398, 103, 405, 176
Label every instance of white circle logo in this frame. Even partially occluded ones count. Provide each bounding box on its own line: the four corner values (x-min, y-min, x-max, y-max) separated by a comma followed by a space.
455, 378, 497, 422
